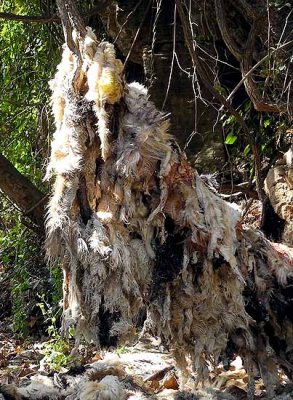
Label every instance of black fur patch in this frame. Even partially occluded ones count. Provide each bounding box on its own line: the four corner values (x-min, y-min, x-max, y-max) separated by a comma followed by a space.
149, 217, 188, 302
98, 301, 120, 347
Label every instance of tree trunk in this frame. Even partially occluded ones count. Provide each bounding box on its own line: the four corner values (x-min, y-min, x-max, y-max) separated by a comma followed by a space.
0, 153, 45, 230
45, 7, 293, 395
263, 147, 293, 245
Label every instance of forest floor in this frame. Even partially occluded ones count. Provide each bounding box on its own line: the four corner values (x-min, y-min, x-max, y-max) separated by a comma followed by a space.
1, 317, 288, 400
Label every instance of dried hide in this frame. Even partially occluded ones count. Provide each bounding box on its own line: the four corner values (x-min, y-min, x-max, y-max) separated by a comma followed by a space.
46, 27, 293, 394
73, 376, 126, 400
175, 388, 237, 399
1, 375, 64, 400
0, 374, 126, 400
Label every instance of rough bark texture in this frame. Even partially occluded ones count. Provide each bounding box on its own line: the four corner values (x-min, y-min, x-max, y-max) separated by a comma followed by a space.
0, 153, 45, 229
45, 27, 293, 398
264, 148, 293, 246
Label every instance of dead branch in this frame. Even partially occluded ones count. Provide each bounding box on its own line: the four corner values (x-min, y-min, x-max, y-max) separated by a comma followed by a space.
122, 0, 152, 70
56, 0, 86, 53
219, 183, 258, 199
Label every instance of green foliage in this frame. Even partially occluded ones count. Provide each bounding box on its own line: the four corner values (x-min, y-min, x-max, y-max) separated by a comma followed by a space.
11, 269, 30, 336
222, 100, 280, 154
0, 1, 60, 186
219, 97, 291, 187
0, 219, 38, 336
117, 345, 131, 354
37, 293, 62, 338
224, 132, 237, 145
37, 294, 74, 372
0, 1, 62, 337
49, 264, 63, 306
40, 338, 73, 372
0, 207, 63, 337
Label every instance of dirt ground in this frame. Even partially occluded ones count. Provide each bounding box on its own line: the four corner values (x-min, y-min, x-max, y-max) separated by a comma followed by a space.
1, 320, 292, 400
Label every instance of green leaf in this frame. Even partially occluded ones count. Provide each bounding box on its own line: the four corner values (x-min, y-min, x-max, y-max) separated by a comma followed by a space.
263, 119, 270, 128
243, 144, 251, 156
244, 101, 252, 112
224, 132, 238, 145
223, 115, 236, 127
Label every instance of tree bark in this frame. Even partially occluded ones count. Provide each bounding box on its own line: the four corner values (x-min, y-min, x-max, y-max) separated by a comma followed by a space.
0, 153, 45, 230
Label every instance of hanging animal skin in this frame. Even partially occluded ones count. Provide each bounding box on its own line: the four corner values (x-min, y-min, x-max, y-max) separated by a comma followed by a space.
45, 27, 293, 396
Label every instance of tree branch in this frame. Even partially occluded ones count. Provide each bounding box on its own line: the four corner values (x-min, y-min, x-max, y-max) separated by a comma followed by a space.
0, 12, 59, 23
215, 0, 293, 114
240, 23, 292, 114
55, 0, 87, 54
0, 153, 45, 231
0, 4, 111, 25
228, 0, 264, 23
224, 39, 293, 106
176, 0, 249, 137
219, 183, 258, 199
214, 0, 243, 61
176, 0, 266, 202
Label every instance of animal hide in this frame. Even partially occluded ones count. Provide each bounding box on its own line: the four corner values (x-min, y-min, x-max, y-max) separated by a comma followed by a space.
45, 27, 293, 396
0, 370, 126, 400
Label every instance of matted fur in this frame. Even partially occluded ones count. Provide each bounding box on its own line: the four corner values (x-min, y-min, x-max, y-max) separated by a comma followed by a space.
46, 27, 293, 394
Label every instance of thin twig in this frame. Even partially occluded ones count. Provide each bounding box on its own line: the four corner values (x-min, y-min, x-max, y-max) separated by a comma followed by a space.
123, 0, 152, 71
162, 3, 177, 109
176, 0, 266, 201
240, 198, 255, 221
149, 0, 163, 88
24, 194, 48, 216
223, 39, 293, 108
113, 0, 145, 44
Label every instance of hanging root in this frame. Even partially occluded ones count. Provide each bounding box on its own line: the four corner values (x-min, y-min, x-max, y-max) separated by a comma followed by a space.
45, 27, 293, 395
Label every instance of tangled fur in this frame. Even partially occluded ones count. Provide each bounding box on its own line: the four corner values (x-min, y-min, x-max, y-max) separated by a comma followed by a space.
45, 27, 293, 396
